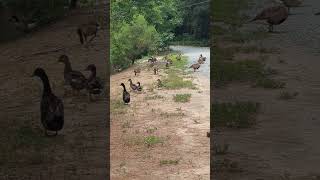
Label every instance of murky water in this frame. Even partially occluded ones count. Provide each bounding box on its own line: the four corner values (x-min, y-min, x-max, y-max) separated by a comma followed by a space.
169, 45, 210, 78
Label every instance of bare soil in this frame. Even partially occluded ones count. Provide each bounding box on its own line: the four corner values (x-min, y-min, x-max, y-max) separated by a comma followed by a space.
0, 6, 108, 180
110, 58, 210, 179
214, 0, 320, 179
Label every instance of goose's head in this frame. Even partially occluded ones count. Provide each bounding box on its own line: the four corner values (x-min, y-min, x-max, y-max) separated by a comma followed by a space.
120, 83, 125, 87
85, 64, 96, 72
31, 68, 46, 78
58, 54, 69, 64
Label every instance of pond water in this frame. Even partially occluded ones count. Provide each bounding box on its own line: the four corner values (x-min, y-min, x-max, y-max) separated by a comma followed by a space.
169, 45, 210, 78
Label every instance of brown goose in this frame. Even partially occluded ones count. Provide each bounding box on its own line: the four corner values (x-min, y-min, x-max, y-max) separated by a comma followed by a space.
251, 5, 289, 32
128, 79, 138, 91
189, 63, 201, 72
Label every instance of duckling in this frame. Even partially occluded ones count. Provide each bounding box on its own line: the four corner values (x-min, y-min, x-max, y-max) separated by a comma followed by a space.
120, 83, 130, 104
128, 79, 138, 91
31, 68, 64, 136
84, 64, 103, 101
157, 79, 163, 88
189, 63, 201, 72
58, 55, 87, 95
136, 82, 143, 91
134, 67, 141, 76
250, 5, 289, 32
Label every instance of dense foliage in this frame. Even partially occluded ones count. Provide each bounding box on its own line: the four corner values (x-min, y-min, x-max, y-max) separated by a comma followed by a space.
111, 0, 185, 70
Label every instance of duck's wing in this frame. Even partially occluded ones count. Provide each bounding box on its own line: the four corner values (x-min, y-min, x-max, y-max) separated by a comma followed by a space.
69, 71, 87, 83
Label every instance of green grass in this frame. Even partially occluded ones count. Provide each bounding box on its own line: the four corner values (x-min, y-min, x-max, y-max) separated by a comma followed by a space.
167, 53, 188, 70
253, 78, 285, 89
212, 59, 266, 87
160, 159, 180, 166
212, 101, 260, 128
173, 94, 191, 103
111, 99, 127, 114
162, 72, 195, 89
145, 95, 164, 100
144, 136, 164, 147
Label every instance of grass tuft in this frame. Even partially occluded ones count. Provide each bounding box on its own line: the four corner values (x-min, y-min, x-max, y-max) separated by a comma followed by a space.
212, 101, 260, 128
173, 94, 191, 103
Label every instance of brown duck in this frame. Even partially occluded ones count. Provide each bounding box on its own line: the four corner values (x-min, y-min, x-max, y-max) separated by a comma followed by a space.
189, 63, 201, 72
251, 5, 289, 32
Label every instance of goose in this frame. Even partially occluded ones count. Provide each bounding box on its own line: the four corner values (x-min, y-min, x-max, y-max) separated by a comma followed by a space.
58, 55, 87, 94
84, 64, 103, 100
134, 67, 141, 76
190, 63, 201, 72
31, 68, 64, 136
280, 0, 303, 14
120, 83, 130, 104
250, 5, 289, 32
128, 79, 138, 91
136, 82, 143, 91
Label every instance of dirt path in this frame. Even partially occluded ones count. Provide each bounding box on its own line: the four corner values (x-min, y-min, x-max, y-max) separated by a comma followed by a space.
110, 53, 210, 179
214, 0, 320, 179
0, 6, 108, 179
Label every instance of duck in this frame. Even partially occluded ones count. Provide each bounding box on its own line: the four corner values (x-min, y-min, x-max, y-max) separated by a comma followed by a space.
134, 67, 141, 76
207, 132, 210, 138
190, 63, 201, 72
157, 79, 163, 88
84, 64, 103, 100
280, 0, 303, 14
58, 55, 87, 94
31, 68, 64, 136
128, 79, 138, 91
120, 83, 130, 104
8, 15, 37, 33
198, 58, 205, 64
199, 54, 206, 61
136, 82, 143, 91
250, 5, 289, 32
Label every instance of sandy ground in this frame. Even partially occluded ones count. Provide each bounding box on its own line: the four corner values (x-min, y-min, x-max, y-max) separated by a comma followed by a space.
214, 0, 320, 179
0, 4, 108, 179
110, 57, 210, 179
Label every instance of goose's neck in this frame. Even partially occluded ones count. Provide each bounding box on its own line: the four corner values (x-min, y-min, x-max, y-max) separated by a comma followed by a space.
40, 75, 52, 95
122, 85, 127, 92
64, 61, 72, 73
88, 70, 96, 81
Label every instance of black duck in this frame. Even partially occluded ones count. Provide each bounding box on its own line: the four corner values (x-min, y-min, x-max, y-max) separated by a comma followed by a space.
31, 68, 64, 136
58, 55, 87, 94
121, 83, 130, 104
251, 5, 289, 32
84, 64, 104, 100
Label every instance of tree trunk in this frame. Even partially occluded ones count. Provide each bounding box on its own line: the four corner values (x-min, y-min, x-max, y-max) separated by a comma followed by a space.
69, 0, 78, 9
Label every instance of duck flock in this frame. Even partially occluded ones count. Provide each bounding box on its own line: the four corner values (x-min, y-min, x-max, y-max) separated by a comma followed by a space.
30, 20, 102, 137
120, 53, 207, 105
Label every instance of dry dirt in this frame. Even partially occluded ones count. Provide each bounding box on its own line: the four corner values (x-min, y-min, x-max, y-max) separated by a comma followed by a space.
0, 6, 108, 180
214, 0, 320, 179
110, 58, 210, 179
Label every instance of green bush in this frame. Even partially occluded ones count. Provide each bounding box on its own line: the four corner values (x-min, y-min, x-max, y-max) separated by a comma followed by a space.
111, 14, 161, 69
